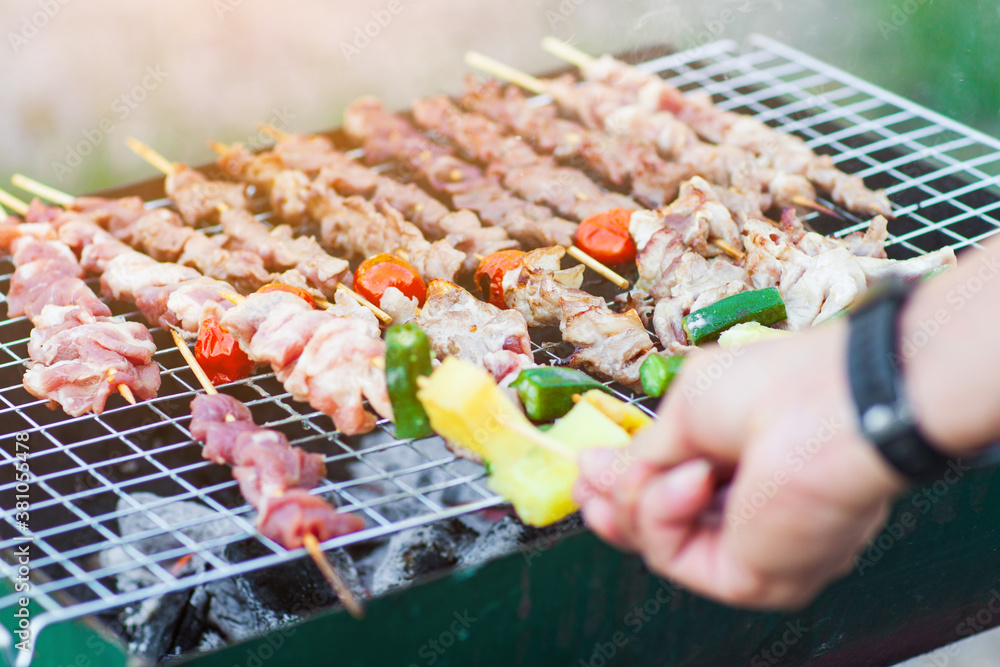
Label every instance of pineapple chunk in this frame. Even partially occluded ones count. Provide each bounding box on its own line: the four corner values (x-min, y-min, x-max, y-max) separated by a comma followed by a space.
492, 399, 633, 526
417, 357, 534, 465
417, 357, 650, 526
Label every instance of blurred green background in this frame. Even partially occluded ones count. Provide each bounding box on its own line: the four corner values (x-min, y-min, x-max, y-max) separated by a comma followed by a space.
0, 0, 996, 196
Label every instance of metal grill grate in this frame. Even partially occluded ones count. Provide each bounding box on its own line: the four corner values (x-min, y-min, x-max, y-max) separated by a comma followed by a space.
2, 34, 1000, 663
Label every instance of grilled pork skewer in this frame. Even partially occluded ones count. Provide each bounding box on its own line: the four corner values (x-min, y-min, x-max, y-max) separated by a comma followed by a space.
170, 330, 364, 618
344, 97, 579, 249
465, 51, 817, 218
1, 194, 157, 415
410, 95, 639, 221
214, 128, 518, 273
123, 140, 393, 323
539, 39, 894, 218
460, 77, 696, 208
11, 179, 391, 435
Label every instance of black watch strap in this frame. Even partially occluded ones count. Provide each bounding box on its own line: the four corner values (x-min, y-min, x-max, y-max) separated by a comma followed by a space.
847, 280, 953, 482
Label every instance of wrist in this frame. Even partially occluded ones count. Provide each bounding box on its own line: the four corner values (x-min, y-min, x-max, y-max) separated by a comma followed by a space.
900, 282, 991, 457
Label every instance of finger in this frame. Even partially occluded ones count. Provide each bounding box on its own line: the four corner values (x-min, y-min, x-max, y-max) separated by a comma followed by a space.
630, 459, 715, 570
579, 496, 636, 552
634, 462, 779, 607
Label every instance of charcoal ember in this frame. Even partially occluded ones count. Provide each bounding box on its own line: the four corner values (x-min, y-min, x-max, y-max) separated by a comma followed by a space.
371, 518, 478, 595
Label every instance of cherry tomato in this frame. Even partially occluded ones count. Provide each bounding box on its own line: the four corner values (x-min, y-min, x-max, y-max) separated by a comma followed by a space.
257, 282, 315, 306
474, 250, 525, 308
353, 253, 426, 307
574, 208, 637, 266
194, 315, 255, 385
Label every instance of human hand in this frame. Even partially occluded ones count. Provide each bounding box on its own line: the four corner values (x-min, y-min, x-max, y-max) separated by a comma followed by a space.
574, 321, 907, 608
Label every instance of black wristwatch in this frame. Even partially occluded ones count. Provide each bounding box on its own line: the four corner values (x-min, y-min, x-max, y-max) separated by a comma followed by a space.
846, 279, 956, 482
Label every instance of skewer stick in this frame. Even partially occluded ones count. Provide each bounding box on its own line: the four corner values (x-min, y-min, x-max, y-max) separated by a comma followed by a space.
11, 174, 74, 206
566, 246, 629, 289
712, 239, 745, 261
126, 137, 177, 176
302, 533, 365, 619
170, 328, 221, 397
107, 370, 137, 405
465, 52, 546, 95
0, 189, 29, 216
791, 195, 841, 219
336, 284, 392, 325
206, 140, 229, 155
540, 37, 595, 69
218, 291, 246, 306
258, 123, 291, 142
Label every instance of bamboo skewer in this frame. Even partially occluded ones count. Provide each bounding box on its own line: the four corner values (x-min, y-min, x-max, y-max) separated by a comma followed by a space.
540, 37, 594, 68
125, 137, 177, 176
258, 123, 290, 142
302, 533, 365, 619
0, 188, 29, 216
107, 370, 137, 405
170, 327, 364, 618
2, 184, 140, 404
11, 174, 75, 207
465, 52, 546, 95
565, 246, 630, 288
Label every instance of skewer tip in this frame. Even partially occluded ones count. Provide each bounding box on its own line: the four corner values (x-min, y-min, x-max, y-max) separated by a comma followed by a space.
126, 137, 177, 176
302, 533, 365, 619
117, 384, 137, 405
464, 51, 546, 95
566, 246, 629, 289
336, 284, 392, 325
540, 37, 595, 68
11, 174, 75, 206
0, 188, 29, 216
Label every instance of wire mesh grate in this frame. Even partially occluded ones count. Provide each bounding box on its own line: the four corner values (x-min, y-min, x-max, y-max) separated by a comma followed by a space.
2, 34, 1000, 662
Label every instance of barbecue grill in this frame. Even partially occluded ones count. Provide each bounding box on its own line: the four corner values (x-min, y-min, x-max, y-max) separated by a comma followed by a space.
3, 35, 1000, 666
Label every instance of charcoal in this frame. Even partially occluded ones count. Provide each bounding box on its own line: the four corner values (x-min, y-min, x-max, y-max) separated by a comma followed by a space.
219, 537, 365, 625
461, 512, 584, 569
122, 590, 192, 663
101, 492, 243, 589
371, 519, 478, 595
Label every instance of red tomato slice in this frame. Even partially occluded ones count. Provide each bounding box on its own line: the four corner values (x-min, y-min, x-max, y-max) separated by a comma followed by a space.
575, 208, 637, 266
474, 250, 525, 308
353, 253, 426, 307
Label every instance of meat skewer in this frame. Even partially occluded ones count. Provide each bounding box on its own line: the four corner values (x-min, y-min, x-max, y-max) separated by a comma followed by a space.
233, 124, 520, 268
344, 96, 580, 249
210, 125, 632, 289
0, 191, 157, 415
10, 177, 392, 435
538, 39, 894, 218
122, 140, 393, 324
169, 328, 365, 618
464, 51, 816, 218
410, 95, 639, 221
